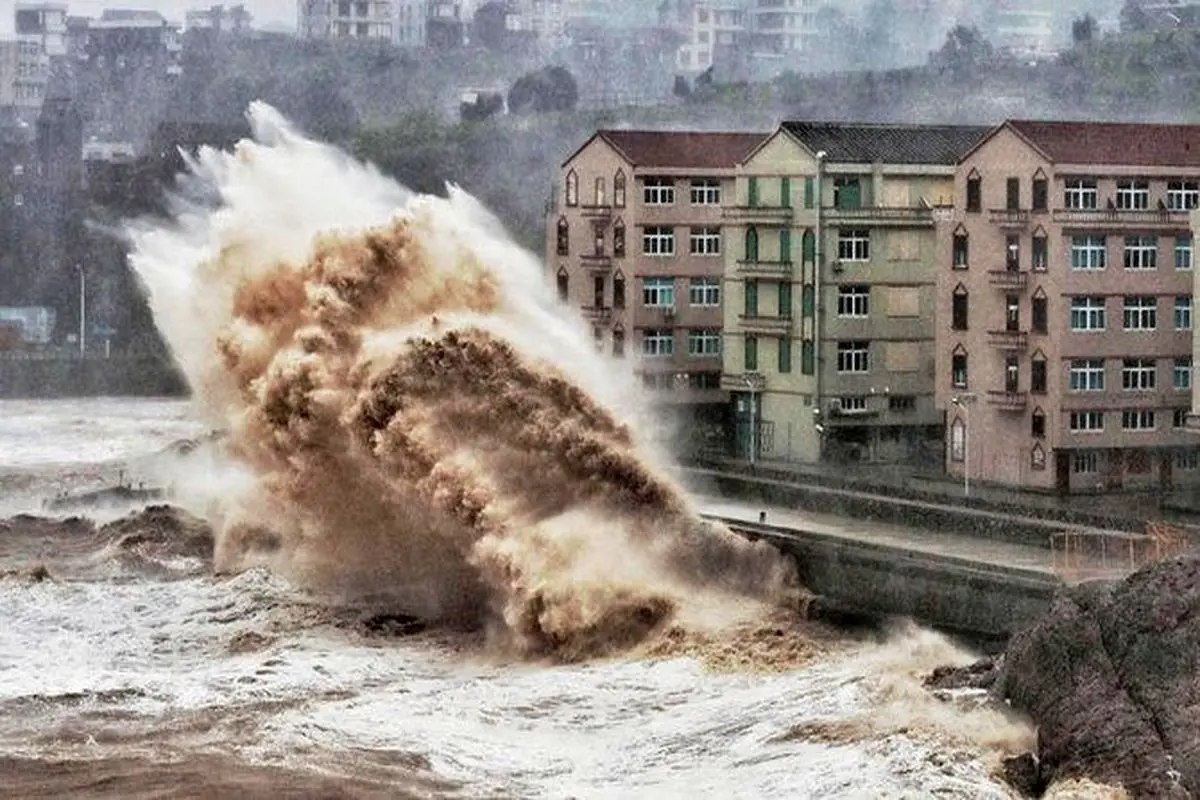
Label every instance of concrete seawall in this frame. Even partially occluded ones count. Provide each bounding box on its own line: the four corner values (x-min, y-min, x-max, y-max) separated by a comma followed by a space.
0, 356, 187, 399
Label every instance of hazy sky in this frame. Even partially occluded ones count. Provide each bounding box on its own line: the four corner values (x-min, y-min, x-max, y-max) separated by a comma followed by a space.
0, 0, 299, 33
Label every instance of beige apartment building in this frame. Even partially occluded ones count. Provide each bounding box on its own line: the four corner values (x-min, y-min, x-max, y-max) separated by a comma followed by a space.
937, 120, 1200, 495
721, 122, 987, 464
548, 129, 766, 447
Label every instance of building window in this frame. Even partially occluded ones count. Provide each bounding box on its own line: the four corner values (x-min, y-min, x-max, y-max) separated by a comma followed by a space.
1176, 296, 1192, 330
889, 395, 915, 412
1122, 410, 1156, 431
1175, 409, 1191, 429
690, 178, 720, 205
1032, 234, 1048, 271
1031, 358, 1047, 394
837, 341, 869, 373
1167, 180, 1199, 211
565, 170, 578, 206
837, 229, 870, 261
1032, 295, 1048, 334
966, 175, 981, 213
642, 226, 675, 256
837, 285, 869, 318
1122, 296, 1157, 331
1070, 297, 1106, 331
1006, 177, 1020, 210
689, 226, 721, 256
1070, 411, 1104, 432
1064, 178, 1098, 209
952, 352, 968, 388
612, 329, 624, 357
1070, 236, 1106, 270
1031, 444, 1047, 471
593, 223, 606, 256
950, 417, 965, 461
556, 217, 569, 256
689, 277, 720, 307
778, 282, 792, 319
1032, 176, 1048, 211
952, 232, 968, 269
744, 335, 758, 370
613, 221, 626, 257
593, 274, 606, 307
778, 336, 792, 373
1122, 358, 1157, 391
1073, 451, 1100, 473
1176, 357, 1192, 390
556, 269, 568, 302
952, 290, 969, 330
744, 280, 758, 316
1115, 179, 1150, 210
1032, 408, 1046, 438
688, 329, 721, 357
1176, 234, 1193, 270
1175, 449, 1199, 469
840, 396, 868, 412
744, 227, 759, 261
801, 340, 815, 374
1070, 359, 1106, 391
614, 170, 626, 207
642, 277, 675, 307
1123, 236, 1157, 270
613, 273, 625, 308
643, 177, 675, 206
1006, 235, 1021, 270
642, 329, 674, 356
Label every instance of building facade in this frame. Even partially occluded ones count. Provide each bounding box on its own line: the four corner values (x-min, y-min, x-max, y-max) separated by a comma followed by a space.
721, 122, 988, 465
298, 0, 396, 40
548, 129, 766, 452
13, 2, 67, 112
937, 120, 1200, 494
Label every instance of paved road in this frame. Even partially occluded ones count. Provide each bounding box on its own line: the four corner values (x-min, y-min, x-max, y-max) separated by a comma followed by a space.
692, 494, 1141, 581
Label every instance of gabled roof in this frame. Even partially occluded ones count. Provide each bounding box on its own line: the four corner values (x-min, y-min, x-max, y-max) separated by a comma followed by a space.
780, 122, 991, 165
1000, 120, 1200, 168
562, 129, 767, 170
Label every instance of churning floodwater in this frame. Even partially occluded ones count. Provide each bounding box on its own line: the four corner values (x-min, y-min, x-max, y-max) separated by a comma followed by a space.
0, 106, 1073, 797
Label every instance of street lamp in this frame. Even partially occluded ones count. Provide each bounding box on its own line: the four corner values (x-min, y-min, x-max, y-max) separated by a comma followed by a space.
951, 394, 974, 497
742, 372, 764, 466
75, 264, 85, 357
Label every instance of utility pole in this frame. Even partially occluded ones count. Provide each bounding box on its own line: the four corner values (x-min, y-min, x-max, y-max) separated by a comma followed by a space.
77, 264, 85, 357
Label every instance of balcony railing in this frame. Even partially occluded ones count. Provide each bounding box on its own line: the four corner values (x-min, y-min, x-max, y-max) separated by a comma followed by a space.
581, 305, 613, 323
988, 390, 1029, 411
1051, 208, 1190, 227
579, 204, 613, 219
738, 314, 792, 334
825, 205, 935, 226
579, 253, 613, 270
737, 259, 793, 277
987, 270, 1029, 289
988, 329, 1029, 350
988, 209, 1032, 227
722, 205, 794, 223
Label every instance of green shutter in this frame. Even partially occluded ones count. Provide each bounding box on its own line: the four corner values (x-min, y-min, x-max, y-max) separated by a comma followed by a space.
745, 280, 758, 316
778, 337, 792, 373
780, 177, 791, 208
802, 229, 815, 263
804, 177, 814, 209
745, 226, 759, 262
802, 284, 815, 318
748, 176, 759, 207
779, 228, 792, 263
778, 281, 792, 319
745, 336, 758, 371
801, 340, 815, 375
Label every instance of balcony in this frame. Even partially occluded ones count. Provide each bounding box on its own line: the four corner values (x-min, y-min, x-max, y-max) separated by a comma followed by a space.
988, 209, 1032, 228
987, 270, 1029, 290
988, 329, 1028, 350
824, 205, 935, 227
738, 314, 792, 334
737, 259, 793, 278
579, 253, 613, 271
1051, 208, 1190, 229
722, 205, 794, 225
988, 390, 1029, 411
579, 204, 613, 220
581, 305, 613, 324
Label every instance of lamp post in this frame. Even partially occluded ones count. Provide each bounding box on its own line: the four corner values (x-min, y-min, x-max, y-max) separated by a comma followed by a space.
951, 394, 974, 497
743, 372, 763, 466
76, 264, 85, 357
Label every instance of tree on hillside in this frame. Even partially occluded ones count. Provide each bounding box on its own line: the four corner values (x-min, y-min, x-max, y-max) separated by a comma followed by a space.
508, 66, 579, 114
930, 25, 993, 81
1072, 14, 1098, 46
1120, 0, 1152, 33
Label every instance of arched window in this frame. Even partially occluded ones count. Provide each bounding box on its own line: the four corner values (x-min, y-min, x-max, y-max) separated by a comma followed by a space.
613, 270, 626, 309
565, 170, 578, 207
613, 219, 626, 258
556, 267, 569, 302
950, 417, 966, 462
595, 177, 606, 206
556, 217, 569, 256
745, 226, 759, 262
802, 229, 815, 264
613, 170, 626, 207
1031, 444, 1046, 471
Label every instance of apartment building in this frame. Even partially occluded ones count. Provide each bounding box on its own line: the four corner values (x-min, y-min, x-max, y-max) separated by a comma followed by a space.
548, 129, 766, 443
721, 122, 988, 464
663, 0, 748, 75
748, 0, 818, 57
13, 2, 66, 111
298, 0, 395, 40
936, 120, 1200, 494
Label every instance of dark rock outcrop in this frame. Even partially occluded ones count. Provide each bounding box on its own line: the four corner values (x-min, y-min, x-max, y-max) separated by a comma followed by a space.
994, 556, 1200, 798
924, 657, 1001, 692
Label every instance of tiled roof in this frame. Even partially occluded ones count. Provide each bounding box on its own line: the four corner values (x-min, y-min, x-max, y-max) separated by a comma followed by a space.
1006, 120, 1200, 167
781, 122, 992, 165
592, 130, 767, 169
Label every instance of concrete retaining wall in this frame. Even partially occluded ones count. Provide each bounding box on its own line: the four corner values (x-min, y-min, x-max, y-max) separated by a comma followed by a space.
0, 356, 187, 399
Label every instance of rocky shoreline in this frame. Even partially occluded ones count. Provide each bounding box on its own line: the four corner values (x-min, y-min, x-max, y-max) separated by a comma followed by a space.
926, 554, 1200, 799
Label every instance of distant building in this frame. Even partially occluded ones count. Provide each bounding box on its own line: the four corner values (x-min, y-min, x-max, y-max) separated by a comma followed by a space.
747, 0, 819, 72
938, 120, 1200, 494
662, 0, 748, 78
0, 42, 18, 108
185, 4, 254, 34
298, 0, 396, 41
12, 2, 67, 112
